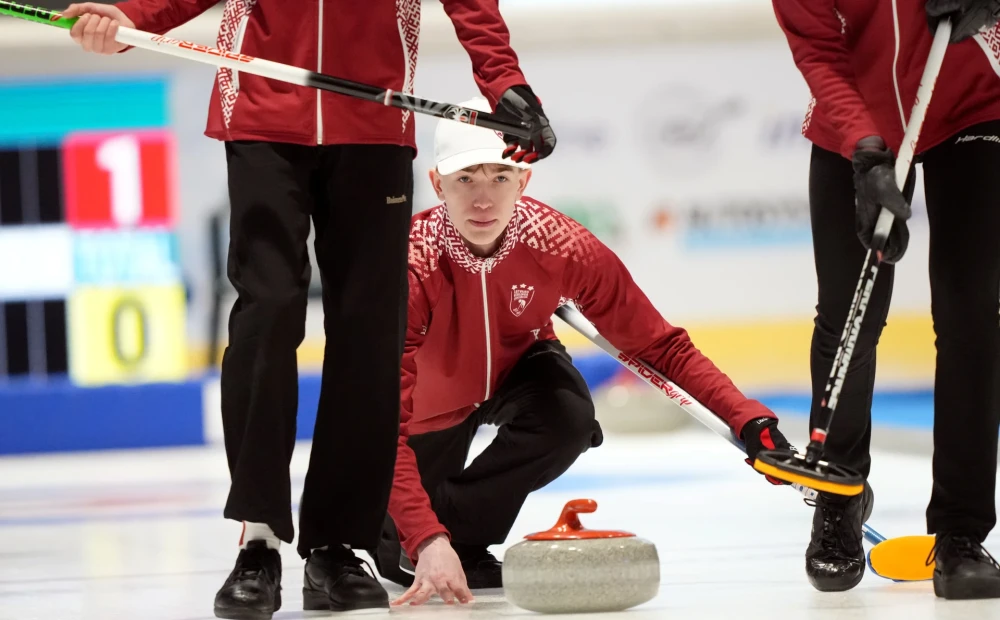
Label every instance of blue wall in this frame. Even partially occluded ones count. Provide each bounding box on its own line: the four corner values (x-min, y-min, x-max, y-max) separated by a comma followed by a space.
0, 353, 937, 455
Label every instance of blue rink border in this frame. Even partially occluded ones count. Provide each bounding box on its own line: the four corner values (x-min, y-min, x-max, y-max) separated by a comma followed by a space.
0, 376, 203, 455
0, 354, 935, 455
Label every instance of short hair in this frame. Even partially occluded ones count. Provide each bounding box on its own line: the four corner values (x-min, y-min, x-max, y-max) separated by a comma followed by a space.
459, 163, 521, 174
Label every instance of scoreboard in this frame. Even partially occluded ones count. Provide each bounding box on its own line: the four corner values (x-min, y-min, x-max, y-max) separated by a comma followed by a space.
0, 76, 187, 386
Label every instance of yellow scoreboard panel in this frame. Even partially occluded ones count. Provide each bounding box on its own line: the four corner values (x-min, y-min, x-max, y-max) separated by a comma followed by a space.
68, 285, 187, 386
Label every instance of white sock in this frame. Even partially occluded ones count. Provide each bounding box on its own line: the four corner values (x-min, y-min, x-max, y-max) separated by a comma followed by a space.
241, 522, 280, 551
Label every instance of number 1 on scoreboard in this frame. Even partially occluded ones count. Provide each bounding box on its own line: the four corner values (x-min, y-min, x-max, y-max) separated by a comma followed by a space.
63, 130, 175, 230
95, 134, 144, 228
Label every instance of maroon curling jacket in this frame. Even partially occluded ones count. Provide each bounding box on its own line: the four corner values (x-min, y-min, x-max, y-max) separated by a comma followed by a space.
115, 0, 528, 148
388, 198, 776, 560
773, 0, 1000, 158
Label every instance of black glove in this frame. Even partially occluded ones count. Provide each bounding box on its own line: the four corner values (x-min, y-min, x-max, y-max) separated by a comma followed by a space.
927, 0, 1000, 42
742, 417, 792, 486
496, 85, 557, 164
852, 145, 913, 264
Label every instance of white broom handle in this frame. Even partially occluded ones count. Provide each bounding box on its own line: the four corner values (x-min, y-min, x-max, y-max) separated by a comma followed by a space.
555, 305, 733, 442
873, 18, 952, 239
115, 28, 314, 86
553, 304, 820, 500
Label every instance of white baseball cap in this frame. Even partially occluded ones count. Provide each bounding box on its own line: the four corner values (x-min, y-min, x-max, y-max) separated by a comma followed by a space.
434, 97, 532, 175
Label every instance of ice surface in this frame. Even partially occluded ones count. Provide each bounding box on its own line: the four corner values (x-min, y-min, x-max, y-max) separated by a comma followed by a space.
2, 426, 999, 620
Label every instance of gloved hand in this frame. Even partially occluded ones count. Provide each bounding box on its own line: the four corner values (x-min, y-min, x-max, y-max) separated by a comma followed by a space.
742, 417, 793, 486
927, 0, 1000, 43
496, 85, 557, 164
852, 140, 913, 264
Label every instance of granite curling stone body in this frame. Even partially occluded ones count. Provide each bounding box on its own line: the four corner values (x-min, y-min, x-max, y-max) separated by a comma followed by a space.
502, 499, 660, 614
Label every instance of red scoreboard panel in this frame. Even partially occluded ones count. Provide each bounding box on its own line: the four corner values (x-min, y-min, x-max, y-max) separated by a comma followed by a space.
63, 131, 176, 229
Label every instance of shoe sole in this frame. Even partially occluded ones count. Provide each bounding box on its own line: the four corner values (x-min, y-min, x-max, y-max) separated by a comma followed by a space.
370, 540, 414, 588
214, 608, 274, 620
934, 574, 1000, 600
214, 589, 281, 620
807, 568, 865, 593
214, 602, 280, 620
303, 588, 389, 613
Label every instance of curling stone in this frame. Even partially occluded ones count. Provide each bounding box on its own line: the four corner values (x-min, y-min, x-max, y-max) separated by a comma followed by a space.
502, 499, 659, 614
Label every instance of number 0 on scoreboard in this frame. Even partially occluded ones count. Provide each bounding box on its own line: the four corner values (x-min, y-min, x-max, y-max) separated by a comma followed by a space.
68, 286, 187, 385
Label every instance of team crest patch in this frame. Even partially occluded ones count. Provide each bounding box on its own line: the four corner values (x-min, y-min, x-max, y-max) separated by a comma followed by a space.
510, 284, 535, 317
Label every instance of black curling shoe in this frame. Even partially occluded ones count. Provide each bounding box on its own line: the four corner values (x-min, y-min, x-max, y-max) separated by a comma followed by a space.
453, 543, 503, 589
805, 482, 874, 592
931, 533, 1000, 600
302, 546, 389, 612
214, 541, 282, 620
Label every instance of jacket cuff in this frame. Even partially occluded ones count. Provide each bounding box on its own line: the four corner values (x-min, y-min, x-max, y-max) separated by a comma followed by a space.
483, 76, 529, 108
733, 402, 777, 440
840, 127, 883, 160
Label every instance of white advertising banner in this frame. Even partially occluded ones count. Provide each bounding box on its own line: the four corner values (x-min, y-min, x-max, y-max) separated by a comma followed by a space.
413, 42, 933, 325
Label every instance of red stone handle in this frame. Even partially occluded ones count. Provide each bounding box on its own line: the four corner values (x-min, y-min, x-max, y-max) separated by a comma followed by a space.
554, 499, 598, 533
523, 499, 635, 540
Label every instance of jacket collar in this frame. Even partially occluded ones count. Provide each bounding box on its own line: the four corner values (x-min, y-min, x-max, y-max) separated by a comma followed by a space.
439, 202, 522, 274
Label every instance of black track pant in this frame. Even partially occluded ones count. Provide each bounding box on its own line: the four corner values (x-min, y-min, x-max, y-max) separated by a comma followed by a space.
219, 141, 413, 558
808, 120, 1000, 541
376, 340, 604, 579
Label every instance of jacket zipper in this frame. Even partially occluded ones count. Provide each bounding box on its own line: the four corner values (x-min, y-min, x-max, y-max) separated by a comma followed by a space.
890, 0, 906, 129
480, 261, 493, 401
316, 1, 324, 145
